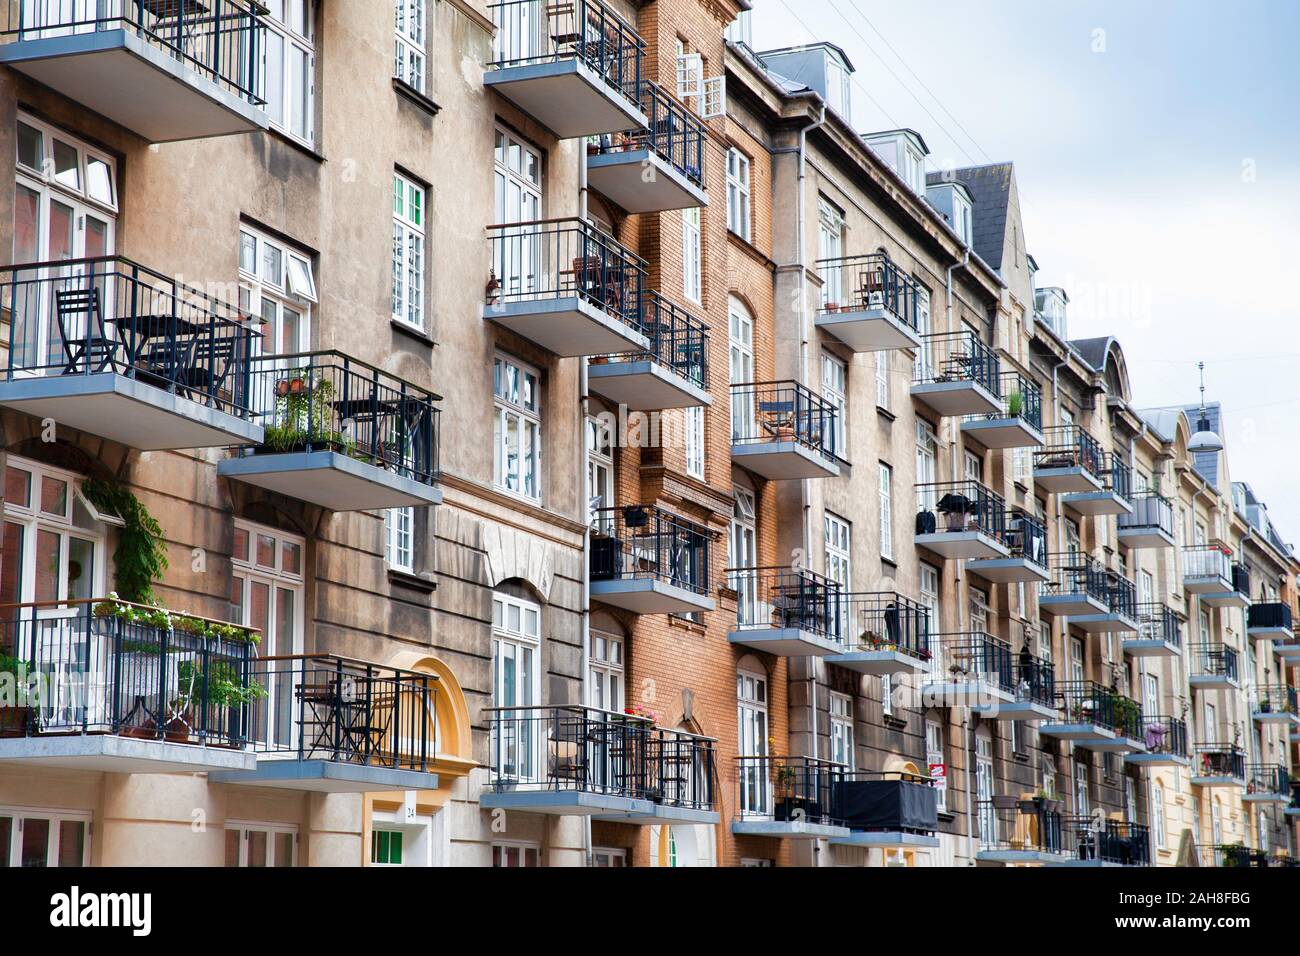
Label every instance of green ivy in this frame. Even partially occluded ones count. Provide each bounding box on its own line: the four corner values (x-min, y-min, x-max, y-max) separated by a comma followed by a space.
81, 478, 169, 604
93, 598, 260, 646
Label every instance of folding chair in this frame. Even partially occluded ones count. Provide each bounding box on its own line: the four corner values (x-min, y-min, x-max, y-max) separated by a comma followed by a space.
55, 288, 116, 374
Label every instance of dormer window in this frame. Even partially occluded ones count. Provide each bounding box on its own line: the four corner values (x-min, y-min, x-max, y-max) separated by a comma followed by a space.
924, 180, 973, 244
952, 191, 972, 245
862, 129, 930, 196
825, 54, 850, 118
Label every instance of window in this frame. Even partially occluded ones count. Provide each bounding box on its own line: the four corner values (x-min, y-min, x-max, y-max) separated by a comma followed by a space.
385, 507, 414, 572
818, 197, 844, 306
726, 148, 751, 240
1073, 759, 1090, 816
952, 191, 972, 245
225, 822, 297, 867
825, 512, 851, 588
493, 354, 542, 500
0, 807, 89, 867
394, 0, 427, 93
926, 720, 946, 812
729, 297, 755, 438
684, 406, 705, 479
682, 207, 702, 303
492, 841, 540, 867
1069, 636, 1085, 684
258, 0, 315, 144
969, 587, 989, 634
975, 732, 995, 844
586, 416, 614, 523
821, 351, 847, 455
881, 673, 893, 717
913, 286, 932, 381
492, 592, 541, 780
1038, 621, 1053, 663
916, 421, 937, 511
239, 225, 314, 355
588, 628, 624, 713
875, 352, 891, 411
731, 487, 756, 568
592, 847, 627, 867
737, 670, 769, 816
878, 464, 894, 560
371, 829, 405, 866
964, 450, 983, 484
920, 562, 941, 673
392, 173, 426, 330
830, 693, 854, 770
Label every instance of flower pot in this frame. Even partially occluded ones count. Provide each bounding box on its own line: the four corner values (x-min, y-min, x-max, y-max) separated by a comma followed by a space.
0, 706, 31, 738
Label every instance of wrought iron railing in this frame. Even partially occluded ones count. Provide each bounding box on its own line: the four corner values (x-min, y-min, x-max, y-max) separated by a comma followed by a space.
1056, 680, 1143, 739
3, 0, 266, 105
1134, 602, 1183, 649
976, 798, 1065, 856
730, 380, 841, 462
1063, 815, 1151, 866
590, 505, 712, 596
1119, 491, 1174, 539
830, 590, 931, 662
924, 631, 1014, 696
488, 0, 644, 105
814, 252, 922, 332
1194, 744, 1246, 780
1139, 715, 1188, 758
1039, 552, 1110, 604
597, 290, 706, 389
914, 478, 1007, 542
1245, 764, 1289, 798
726, 567, 847, 646
1190, 642, 1238, 683
1229, 562, 1250, 595
735, 754, 844, 826
0, 255, 260, 414
592, 82, 705, 186
1100, 569, 1138, 621
912, 329, 1000, 395
237, 350, 440, 485
964, 369, 1042, 431
1104, 454, 1133, 502
999, 510, 1048, 567
1033, 424, 1105, 478
1253, 684, 1298, 718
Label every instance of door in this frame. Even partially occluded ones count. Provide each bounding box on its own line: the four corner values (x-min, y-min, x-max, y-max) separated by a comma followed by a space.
976, 732, 996, 846
491, 593, 541, 782
913, 288, 932, 381
0, 808, 89, 867
729, 299, 755, 440
916, 421, 937, 513
737, 670, 769, 817
494, 127, 542, 297
919, 563, 941, 674
730, 488, 757, 624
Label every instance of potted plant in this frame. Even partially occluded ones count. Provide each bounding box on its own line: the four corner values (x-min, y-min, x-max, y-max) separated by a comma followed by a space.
0, 652, 31, 737
1006, 391, 1024, 418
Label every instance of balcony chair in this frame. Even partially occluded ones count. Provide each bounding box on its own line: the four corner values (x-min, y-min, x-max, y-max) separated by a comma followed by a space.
296, 671, 397, 766
54, 287, 117, 375
572, 255, 627, 315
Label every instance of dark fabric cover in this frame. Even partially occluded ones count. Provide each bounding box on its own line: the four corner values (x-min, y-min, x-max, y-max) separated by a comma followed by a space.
834, 779, 938, 831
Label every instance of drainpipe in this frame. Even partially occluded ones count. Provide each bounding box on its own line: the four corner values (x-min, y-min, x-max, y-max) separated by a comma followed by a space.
964, 713, 975, 865
946, 251, 968, 589
579, 142, 593, 868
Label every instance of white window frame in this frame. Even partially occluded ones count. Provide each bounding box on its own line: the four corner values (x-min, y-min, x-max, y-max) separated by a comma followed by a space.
587, 628, 624, 714
16, 112, 118, 213
492, 840, 540, 867
875, 351, 891, 411
726, 148, 751, 241
821, 351, 847, 455
0, 806, 91, 867
684, 405, 705, 479
258, 1, 315, 145
682, 207, 702, 304
392, 172, 426, 331
239, 224, 314, 356
394, 0, 427, 93
737, 669, 769, 816
493, 353, 542, 501
1150, 783, 1165, 850
491, 592, 542, 781
829, 692, 854, 770
824, 512, 851, 588
385, 506, 415, 573
818, 197, 844, 307
225, 820, 298, 867
878, 463, 894, 560
925, 719, 946, 812
586, 415, 614, 523
592, 847, 627, 867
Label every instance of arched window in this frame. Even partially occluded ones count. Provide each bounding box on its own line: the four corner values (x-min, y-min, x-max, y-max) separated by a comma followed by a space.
491, 588, 541, 781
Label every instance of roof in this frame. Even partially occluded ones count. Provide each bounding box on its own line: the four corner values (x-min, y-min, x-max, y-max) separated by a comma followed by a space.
754, 41, 855, 72
1183, 401, 1223, 489
1070, 336, 1114, 372
864, 127, 930, 155
1138, 408, 1185, 444
926, 162, 1015, 270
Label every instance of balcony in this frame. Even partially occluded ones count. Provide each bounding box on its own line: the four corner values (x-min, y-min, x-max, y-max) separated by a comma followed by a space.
732, 756, 851, 840
1289, 785, 1300, 818
967, 510, 1051, 584
1062, 454, 1134, 516
1121, 603, 1183, 657
216, 351, 442, 511
1252, 684, 1300, 727
1274, 630, 1300, 662
0, 599, 257, 774
1117, 492, 1176, 548
1247, 602, 1294, 641
485, 0, 646, 138
586, 291, 709, 409
1191, 744, 1246, 787
586, 83, 707, 212
921, 632, 1019, 712
910, 330, 1001, 417
725, 567, 848, 657
1181, 545, 1233, 594
1243, 764, 1290, 803
0, 1, 268, 143
913, 480, 1009, 560
486, 219, 650, 356
969, 653, 1059, 723
1032, 425, 1105, 494
823, 592, 931, 675
1037, 554, 1110, 619
826, 772, 940, 850
1188, 642, 1240, 690
1201, 562, 1250, 609
207, 655, 440, 793
730, 381, 842, 479
975, 798, 1068, 865
961, 370, 1044, 449
0, 256, 262, 450
1041, 681, 1145, 752
1056, 817, 1151, 868
1126, 716, 1191, 767
589, 505, 714, 614
481, 705, 718, 824
814, 253, 923, 352
1067, 569, 1139, 633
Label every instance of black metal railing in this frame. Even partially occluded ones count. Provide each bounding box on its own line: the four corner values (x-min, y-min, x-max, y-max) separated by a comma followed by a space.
593, 82, 705, 186
731, 380, 841, 461
1248, 602, 1293, 631
1063, 815, 1151, 866
977, 798, 1065, 856
1245, 764, 1289, 798
727, 567, 847, 646
590, 505, 712, 596
487, 218, 648, 334
735, 755, 844, 826
1200, 844, 1266, 867
243, 655, 435, 771
924, 631, 1014, 697
1039, 552, 1110, 604
1139, 715, 1188, 758
1134, 602, 1183, 649
999, 510, 1048, 567
598, 290, 706, 389
488, 0, 644, 105
0, 255, 260, 414
237, 350, 440, 485
1190, 642, 1239, 683
0, 598, 255, 746
1254, 684, 1299, 718
814, 253, 922, 332
964, 370, 1043, 431
4, 0, 266, 105
1182, 544, 1232, 583
1100, 569, 1138, 621
831, 590, 931, 662
1229, 562, 1250, 596
1033, 424, 1105, 478
1104, 454, 1133, 502
912, 329, 1000, 395
1057, 680, 1143, 739
914, 479, 1007, 541
1119, 491, 1175, 539
1194, 744, 1246, 781
485, 704, 715, 811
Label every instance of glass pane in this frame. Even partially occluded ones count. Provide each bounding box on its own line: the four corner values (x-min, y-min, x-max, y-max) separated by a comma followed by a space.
5, 467, 31, 509
49, 200, 75, 262
52, 140, 79, 190
14, 184, 40, 263
16, 122, 42, 170
256, 534, 276, 568
0, 816, 10, 866
281, 307, 301, 353
224, 829, 241, 866
262, 243, 283, 288
290, 46, 309, 138
86, 157, 113, 205
265, 33, 285, 126
274, 832, 294, 867
275, 587, 295, 742
281, 541, 301, 575
57, 821, 84, 867
1, 522, 26, 616
239, 232, 257, 275
233, 526, 249, 563
40, 476, 68, 516
35, 530, 61, 603
20, 818, 49, 867
247, 830, 267, 867
67, 537, 94, 602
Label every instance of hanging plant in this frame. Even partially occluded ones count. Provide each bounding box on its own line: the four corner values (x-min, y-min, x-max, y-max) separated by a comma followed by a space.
80, 477, 169, 604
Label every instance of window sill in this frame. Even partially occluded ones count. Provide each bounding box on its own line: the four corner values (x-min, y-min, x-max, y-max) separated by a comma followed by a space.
669, 615, 705, 635
880, 555, 898, 571
876, 405, 896, 422
882, 715, 908, 732
388, 568, 437, 593
937, 811, 956, 824
392, 319, 436, 347
393, 77, 442, 116
266, 127, 326, 163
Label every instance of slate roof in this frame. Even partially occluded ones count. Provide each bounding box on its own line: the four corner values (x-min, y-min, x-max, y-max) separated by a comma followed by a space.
1071, 337, 1113, 373
926, 162, 1014, 270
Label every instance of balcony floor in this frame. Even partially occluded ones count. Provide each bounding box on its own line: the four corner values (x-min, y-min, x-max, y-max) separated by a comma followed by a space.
1039, 721, 1115, 742
1121, 636, 1182, 658
829, 830, 940, 849
0, 734, 256, 774
976, 848, 1066, 865
920, 679, 1013, 710
910, 379, 1001, 418
1247, 625, 1295, 642
209, 758, 439, 793
966, 556, 1051, 585
824, 648, 930, 676
0, 29, 268, 143
1117, 526, 1176, 549
1252, 710, 1300, 726
732, 819, 851, 840
730, 441, 840, 480
486, 296, 650, 357
1061, 490, 1133, 517
1188, 674, 1239, 691
1199, 590, 1249, 609
960, 417, 1045, 450
1126, 751, 1191, 768
1190, 775, 1245, 788
914, 530, 1009, 561
1273, 642, 1300, 660
1076, 735, 1146, 754
586, 149, 707, 213
1032, 466, 1104, 495
0, 372, 262, 450
1038, 593, 1109, 617
483, 59, 647, 138
1182, 575, 1231, 595
587, 359, 711, 410
815, 309, 922, 352
1242, 791, 1289, 804
971, 699, 1059, 722
728, 627, 844, 657
591, 578, 716, 615
218, 451, 442, 511
1069, 611, 1140, 633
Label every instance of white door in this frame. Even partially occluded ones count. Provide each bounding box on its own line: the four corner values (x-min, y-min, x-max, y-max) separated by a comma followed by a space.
492, 593, 541, 782
494, 127, 542, 296
730, 488, 758, 624
976, 733, 996, 845
913, 288, 932, 381
737, 671, 769, 816
729, 299, 755, 440
916, 421, 937, 512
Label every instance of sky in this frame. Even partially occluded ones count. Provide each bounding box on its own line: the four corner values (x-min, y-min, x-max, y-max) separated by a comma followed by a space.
749, 0, 1300, 543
